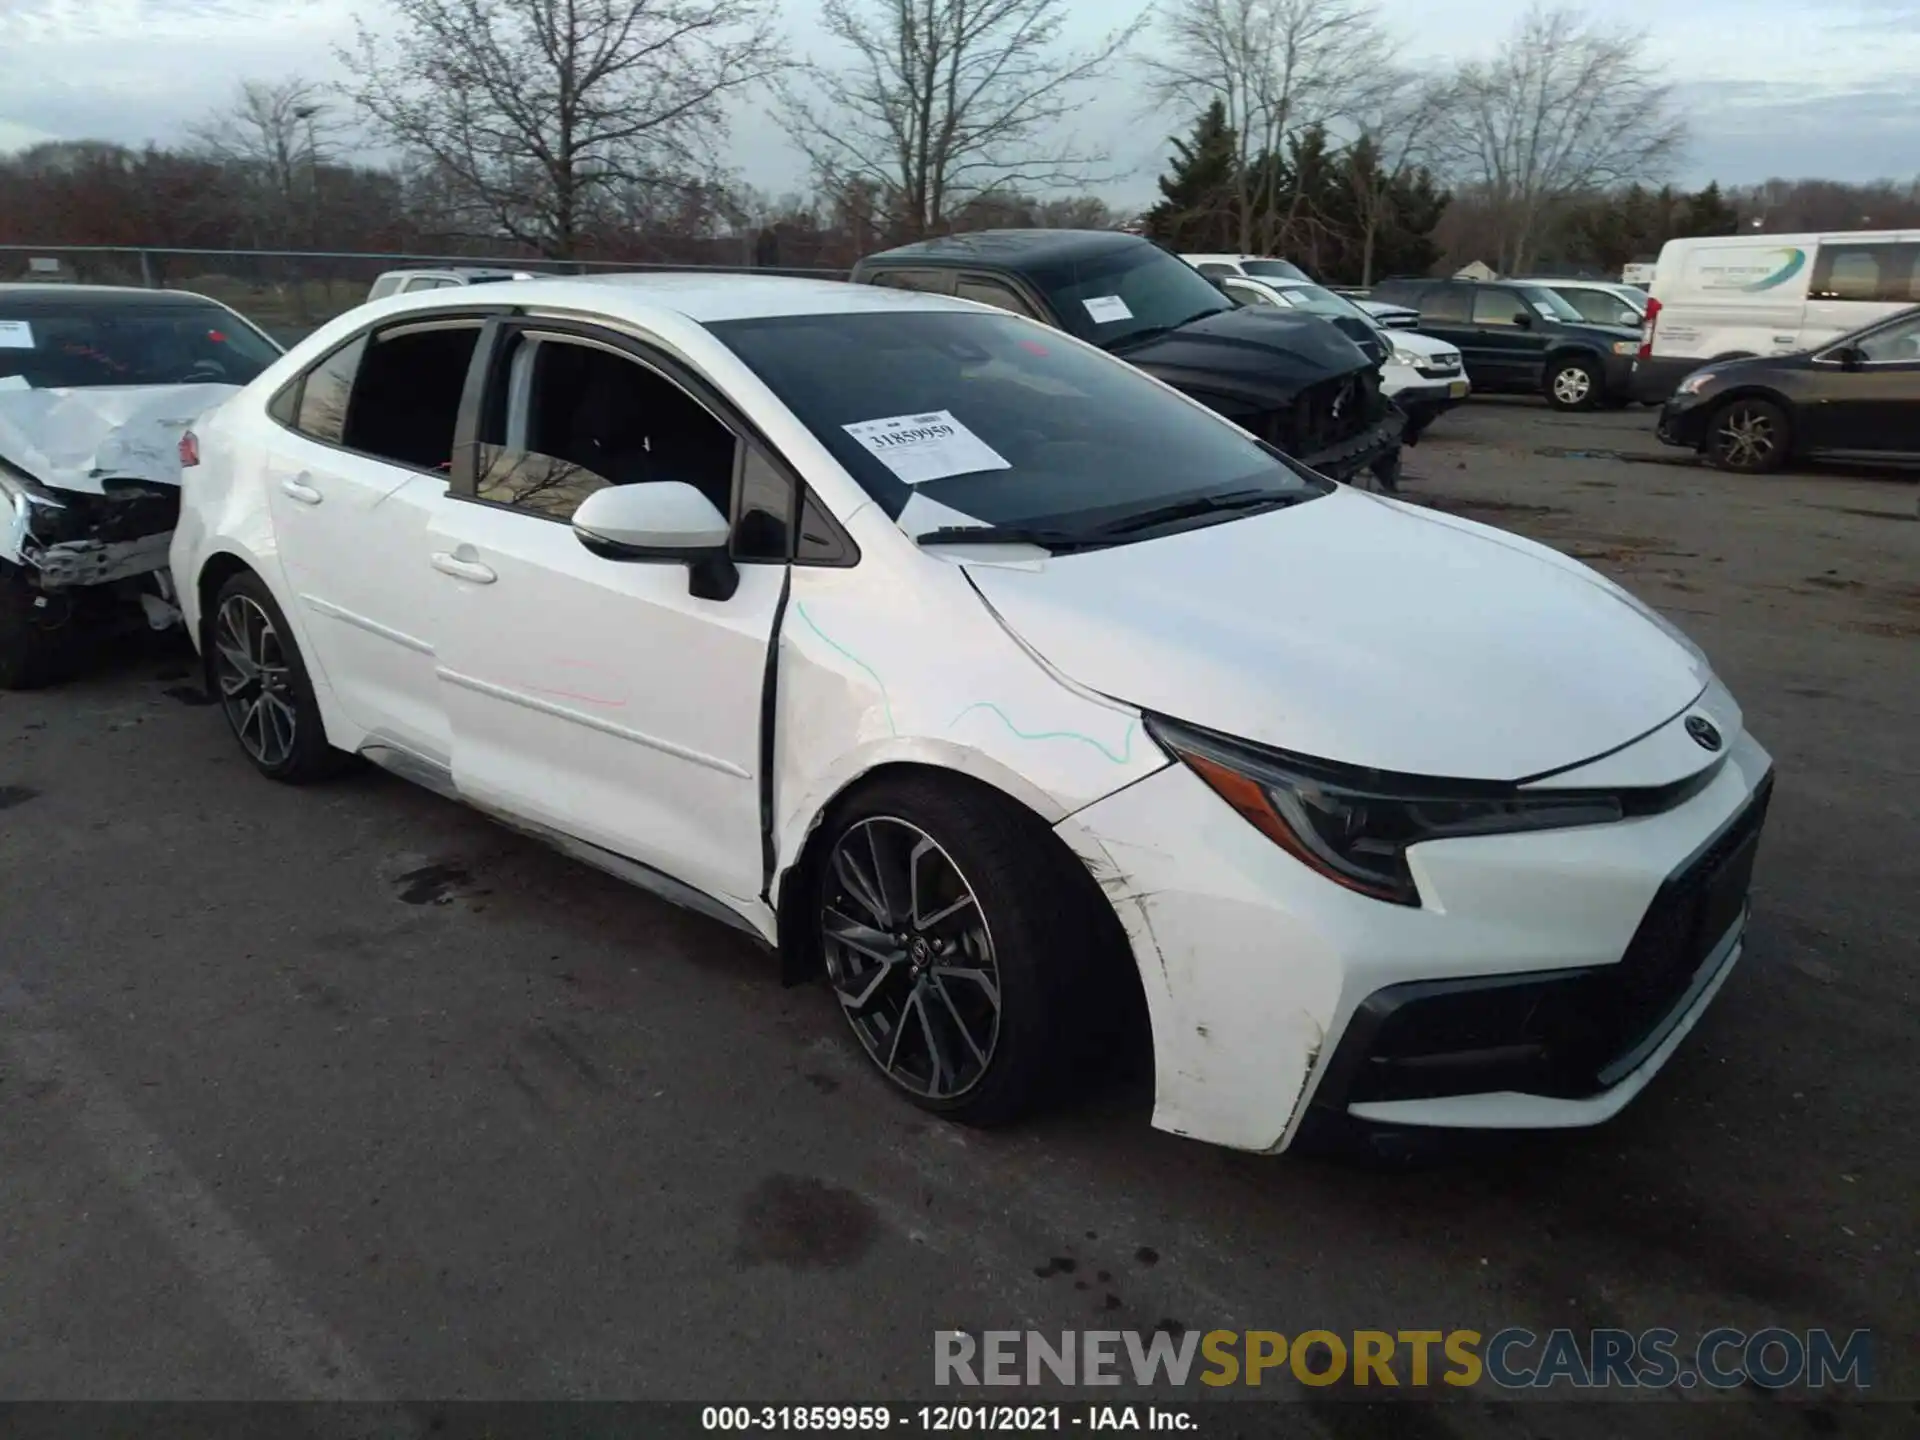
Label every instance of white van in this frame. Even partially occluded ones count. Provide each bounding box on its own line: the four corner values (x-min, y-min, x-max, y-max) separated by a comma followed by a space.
1633, 230, 1920, 399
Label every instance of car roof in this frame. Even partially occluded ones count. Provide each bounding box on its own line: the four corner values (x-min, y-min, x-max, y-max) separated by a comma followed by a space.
860, 229, 1146, 268
373, 270, 986, 325
377, 267, 529, 280
0, 283, 233, 309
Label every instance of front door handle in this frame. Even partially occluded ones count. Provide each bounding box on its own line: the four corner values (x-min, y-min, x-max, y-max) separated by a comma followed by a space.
280, 475, 323, 505
431, 551, 497, 585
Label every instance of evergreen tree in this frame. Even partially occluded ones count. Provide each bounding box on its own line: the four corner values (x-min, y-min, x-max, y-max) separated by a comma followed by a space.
1145, 102, 1240, 252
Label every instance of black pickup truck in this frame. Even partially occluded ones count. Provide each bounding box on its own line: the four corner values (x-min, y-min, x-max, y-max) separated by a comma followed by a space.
1369, 277, 1643, 411
850, 231, 1405, 487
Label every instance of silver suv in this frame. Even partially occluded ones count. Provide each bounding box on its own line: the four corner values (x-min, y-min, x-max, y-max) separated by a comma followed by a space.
366, 267, 535, 300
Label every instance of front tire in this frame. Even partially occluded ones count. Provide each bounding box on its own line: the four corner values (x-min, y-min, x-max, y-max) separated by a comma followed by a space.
1546, 357, 1602, 411
1705, 397, 1790, 474
206, 570, 345, 783
813, 775, 1092, 1127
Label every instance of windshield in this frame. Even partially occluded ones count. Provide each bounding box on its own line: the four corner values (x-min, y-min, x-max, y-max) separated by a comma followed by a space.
1025, 244, 1234, 349
0, 298, 282, 389
711, 310, 1323, 539
1272, 283, 1374, 324
1241, 259, 1310, 281
1518, 286, 1586, 323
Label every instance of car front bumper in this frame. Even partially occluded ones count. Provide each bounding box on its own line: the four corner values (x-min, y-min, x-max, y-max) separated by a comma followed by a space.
1056, 712, 1774, 1154
1295, 409, 1405, 482
1656, 389, 1716, 449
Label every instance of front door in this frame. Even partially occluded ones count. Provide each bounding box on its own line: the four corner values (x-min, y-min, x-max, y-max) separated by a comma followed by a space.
263, 316, 487, 761
1467, 286, 1549, 389
1807, 310, 1920, 457
425, 322, 787, 908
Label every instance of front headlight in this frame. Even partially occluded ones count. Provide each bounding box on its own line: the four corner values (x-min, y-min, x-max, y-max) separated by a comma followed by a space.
1389, 345, 1422, 367
1611, 340, 1638, 356
1147, 716, 1624, 905
1674, 370, 1716, 396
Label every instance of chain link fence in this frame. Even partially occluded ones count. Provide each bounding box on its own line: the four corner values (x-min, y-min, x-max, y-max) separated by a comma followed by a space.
0, 245, 848, 343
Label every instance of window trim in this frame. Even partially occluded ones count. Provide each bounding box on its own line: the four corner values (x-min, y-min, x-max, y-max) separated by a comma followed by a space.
267, 306, 514, 476
447, 312, 860, 568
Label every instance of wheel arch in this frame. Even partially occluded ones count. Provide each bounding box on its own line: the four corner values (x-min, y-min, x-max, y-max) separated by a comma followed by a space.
1704, 386, 1799, 452
772, 753, 1139, 989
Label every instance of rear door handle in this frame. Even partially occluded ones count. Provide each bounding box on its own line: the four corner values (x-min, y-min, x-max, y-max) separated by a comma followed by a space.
280, 475, 323, 505
431, 551, 497, 585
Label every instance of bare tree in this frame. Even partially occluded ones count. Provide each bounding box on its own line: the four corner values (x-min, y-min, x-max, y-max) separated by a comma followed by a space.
343, 0, 784, 258
1146, 0, 1393, 256
778, 0, 1145, 242
1342, 73, 1446, 285
1430, 4, 1685, 273
190, 78, 345, 250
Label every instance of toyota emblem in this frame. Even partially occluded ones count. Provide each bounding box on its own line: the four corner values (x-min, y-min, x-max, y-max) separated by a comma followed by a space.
1686, 715, 1723, 752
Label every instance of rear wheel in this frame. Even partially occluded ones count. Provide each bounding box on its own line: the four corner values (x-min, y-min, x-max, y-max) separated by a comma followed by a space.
813, 775, 1094, 1127
207, 570, 346, 783
1546, 357, 1602, 411
1705, 397, 1790, 474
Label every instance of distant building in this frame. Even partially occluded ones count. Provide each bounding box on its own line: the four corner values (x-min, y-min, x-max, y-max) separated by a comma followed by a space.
1453, 260, 1497, 281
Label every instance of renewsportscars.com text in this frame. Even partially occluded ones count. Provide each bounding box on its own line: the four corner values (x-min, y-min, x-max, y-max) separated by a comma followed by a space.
935, 1327, 1874, 1392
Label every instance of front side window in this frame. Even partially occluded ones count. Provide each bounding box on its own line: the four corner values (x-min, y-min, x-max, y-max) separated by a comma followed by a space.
1851, 310, 1920, 363
473, 333, 741, 527
711, 310, 1323, 538
1517, 286, 1585, 322
1026, 243, 1234, 349
0, 299, 281, 389
955, 277, 1039, 319
1470, 289, 1525, 326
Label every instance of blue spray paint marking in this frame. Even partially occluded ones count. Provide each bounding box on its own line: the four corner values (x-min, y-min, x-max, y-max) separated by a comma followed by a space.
946, 702, 1139, 764
793, 601, 898, 736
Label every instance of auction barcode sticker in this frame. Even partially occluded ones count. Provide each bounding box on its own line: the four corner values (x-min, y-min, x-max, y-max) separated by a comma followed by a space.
843, 410, 1012, 485
0, 320, 35, 349
1082, 295, 1133, 324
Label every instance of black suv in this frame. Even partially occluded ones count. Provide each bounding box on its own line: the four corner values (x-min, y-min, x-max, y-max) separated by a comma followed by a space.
851, 231, 1404, 486
1369, 277, 1642, 411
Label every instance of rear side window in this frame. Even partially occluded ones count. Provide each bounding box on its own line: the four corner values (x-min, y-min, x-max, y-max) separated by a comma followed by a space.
295, 335, 366, 445
1811, 242, 1920, 303
1196, 263, 1238, 279
1418, 288, 1469, 324
867, 269, 953, 295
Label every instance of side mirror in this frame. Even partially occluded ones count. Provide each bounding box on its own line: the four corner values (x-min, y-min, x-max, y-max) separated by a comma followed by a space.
572, 481, 738, 601
1512, 311, 1534, 329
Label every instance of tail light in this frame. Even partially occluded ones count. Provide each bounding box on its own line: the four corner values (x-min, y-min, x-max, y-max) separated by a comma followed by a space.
1638, 296, 1661, 359
178, 430, 200, 467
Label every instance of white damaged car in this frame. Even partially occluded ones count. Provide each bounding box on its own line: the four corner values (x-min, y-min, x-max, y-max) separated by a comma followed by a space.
169, 276, 1774, 1155
0, 285, 282, 687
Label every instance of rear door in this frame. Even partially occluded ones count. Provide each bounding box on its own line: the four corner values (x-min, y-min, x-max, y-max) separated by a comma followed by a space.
261, 312, 492, 762
1412, 285, 1475, 363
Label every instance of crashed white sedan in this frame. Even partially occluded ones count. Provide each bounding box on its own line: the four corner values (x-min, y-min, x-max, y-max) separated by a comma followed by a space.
170, 275, 1773, 1154
0, 285, 282, 687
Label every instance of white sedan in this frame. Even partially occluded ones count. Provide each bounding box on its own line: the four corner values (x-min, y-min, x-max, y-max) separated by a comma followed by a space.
170, 275, 1773, 1154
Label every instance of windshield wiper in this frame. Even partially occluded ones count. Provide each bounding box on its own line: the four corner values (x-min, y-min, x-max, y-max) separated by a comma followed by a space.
914, 523, 1090, 550
1087, 489, 1303, 537
1103, 309, 1224, 352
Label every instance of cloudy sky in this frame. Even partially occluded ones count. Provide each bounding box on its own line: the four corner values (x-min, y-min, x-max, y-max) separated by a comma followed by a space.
2, 0, 1918, 206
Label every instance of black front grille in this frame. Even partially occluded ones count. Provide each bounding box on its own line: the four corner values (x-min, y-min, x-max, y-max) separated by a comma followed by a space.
1273, 368, 1385, 455
1309, 772, 1774, 1111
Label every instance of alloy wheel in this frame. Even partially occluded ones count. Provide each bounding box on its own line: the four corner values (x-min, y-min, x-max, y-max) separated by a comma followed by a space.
212, 594, 298, 767
1552, 366, 1593, 406
821, 817, 1001, 1100
1714, 404, 1777, 469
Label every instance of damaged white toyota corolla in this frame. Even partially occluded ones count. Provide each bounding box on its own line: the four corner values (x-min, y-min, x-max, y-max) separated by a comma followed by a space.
171, 276, 1773, 1154
0, 284, 283, 688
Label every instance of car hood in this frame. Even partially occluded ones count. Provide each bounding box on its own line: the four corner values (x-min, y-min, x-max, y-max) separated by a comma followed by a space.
1382, 329, 1458, 359
962, 487, 1712, 781
1112, 306, 1375, 406
0, 382, 239, 496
